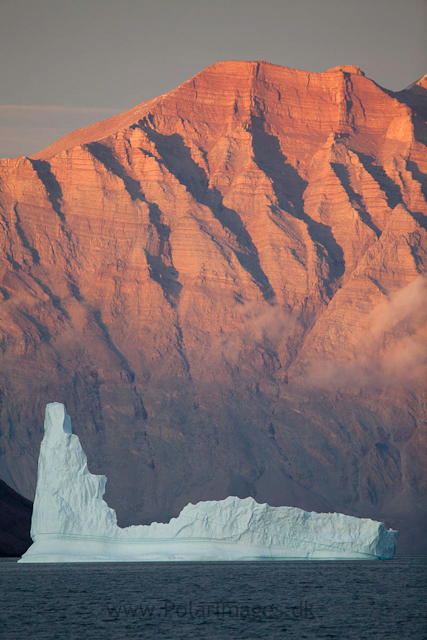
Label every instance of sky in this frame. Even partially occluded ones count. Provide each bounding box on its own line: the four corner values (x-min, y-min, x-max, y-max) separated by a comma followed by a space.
1, 0, 426, 159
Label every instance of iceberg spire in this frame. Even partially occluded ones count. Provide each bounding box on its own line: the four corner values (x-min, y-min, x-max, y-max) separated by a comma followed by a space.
29, 402, 118, 541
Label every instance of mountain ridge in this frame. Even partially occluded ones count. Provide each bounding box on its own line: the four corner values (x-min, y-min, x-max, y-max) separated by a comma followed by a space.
24, 60, 410, 160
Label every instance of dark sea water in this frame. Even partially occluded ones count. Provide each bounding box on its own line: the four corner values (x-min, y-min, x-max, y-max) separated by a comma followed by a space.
1, 557, 426, 639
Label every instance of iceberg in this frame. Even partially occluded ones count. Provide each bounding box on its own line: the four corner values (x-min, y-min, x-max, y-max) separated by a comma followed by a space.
19, 403, 397, 562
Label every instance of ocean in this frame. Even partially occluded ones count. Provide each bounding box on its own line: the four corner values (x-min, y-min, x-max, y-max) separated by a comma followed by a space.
0, 557, 426, 639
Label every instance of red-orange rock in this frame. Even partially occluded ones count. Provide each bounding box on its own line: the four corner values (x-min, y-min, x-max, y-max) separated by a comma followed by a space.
0, 61, 426, 553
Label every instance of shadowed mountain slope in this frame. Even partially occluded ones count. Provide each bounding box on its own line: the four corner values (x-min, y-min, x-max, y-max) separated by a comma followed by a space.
0, 479, 32, 556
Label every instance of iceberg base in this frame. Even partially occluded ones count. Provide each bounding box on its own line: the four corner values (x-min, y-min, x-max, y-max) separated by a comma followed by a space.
20, 535, 388, 563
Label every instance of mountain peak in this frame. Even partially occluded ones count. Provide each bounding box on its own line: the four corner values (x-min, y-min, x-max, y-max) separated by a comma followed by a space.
404, 73, 427, 93
28, 60, 386, 161
326, 64, 365, 76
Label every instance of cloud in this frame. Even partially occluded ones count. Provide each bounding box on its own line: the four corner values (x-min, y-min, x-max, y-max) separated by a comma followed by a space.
0, 105, 121, 116
192, 302, 297, 370
306, 275, 427, 389
236, 301, 296, 345
370, 276, 427, 339
381, 332, 427, 383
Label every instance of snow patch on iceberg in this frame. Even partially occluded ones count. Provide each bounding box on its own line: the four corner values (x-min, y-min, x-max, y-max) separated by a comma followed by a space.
19, 403, 398, 562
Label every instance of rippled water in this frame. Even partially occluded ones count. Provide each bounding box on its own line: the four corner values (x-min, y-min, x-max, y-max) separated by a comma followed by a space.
1, 557, 426, 639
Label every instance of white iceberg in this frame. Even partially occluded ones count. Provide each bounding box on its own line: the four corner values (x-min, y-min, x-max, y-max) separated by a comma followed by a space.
19, 403, 397, 562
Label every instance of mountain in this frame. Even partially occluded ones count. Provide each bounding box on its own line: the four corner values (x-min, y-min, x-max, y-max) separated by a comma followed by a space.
0, 60, 426, 554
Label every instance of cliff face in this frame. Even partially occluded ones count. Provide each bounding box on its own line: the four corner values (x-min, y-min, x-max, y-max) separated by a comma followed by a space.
0, 61, 426, 553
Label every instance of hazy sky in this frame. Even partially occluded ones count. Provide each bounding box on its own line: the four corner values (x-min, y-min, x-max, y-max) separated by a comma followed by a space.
1, 0, 426, 158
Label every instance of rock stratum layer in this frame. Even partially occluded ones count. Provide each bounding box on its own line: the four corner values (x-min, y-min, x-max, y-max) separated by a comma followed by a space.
0, 61, 426, 553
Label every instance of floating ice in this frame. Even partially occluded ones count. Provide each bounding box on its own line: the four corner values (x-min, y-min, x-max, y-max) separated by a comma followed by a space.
19, 403, 397, 562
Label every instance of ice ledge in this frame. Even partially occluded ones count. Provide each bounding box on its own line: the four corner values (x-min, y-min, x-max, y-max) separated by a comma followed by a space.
19, 403, 398, 562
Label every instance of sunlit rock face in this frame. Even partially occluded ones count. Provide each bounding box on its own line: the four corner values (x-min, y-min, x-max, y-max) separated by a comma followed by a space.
20, 404, 398, 562
0, 61, 426, 553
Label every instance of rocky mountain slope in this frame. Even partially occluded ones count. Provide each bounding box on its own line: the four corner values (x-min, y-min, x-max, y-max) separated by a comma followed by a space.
0, 479, 32, 556
0, 61, 426, 553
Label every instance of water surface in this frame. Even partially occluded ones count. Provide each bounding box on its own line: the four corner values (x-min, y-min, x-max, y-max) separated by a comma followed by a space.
1, 557, 426, 639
